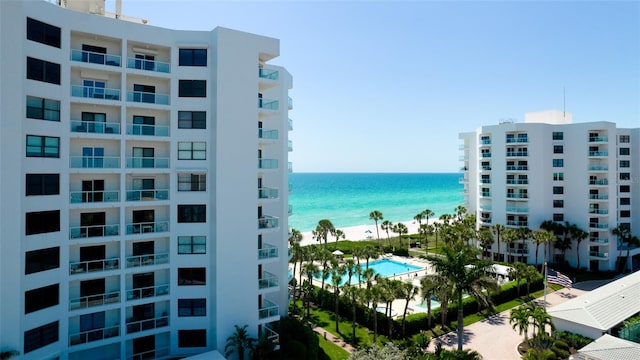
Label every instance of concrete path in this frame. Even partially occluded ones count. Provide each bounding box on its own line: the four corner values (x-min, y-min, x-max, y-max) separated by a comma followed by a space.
311, 324, 356, 353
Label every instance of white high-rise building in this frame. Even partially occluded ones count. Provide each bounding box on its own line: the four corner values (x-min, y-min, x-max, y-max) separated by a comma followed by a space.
460, 110, 639, 272
0, 1, 292, 359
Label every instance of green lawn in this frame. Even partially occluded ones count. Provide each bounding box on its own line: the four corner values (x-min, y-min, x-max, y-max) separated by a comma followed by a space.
318, 334, 350, 360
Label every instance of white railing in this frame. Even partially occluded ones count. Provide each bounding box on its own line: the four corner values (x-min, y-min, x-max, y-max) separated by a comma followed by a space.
126, 283, 169, 301
125, 253, 169, 268
70, 257, 119, 275
126, 221, 169, 235
69, 291, 119, 310
69, 224, 119, 239
69, 325, 119, 346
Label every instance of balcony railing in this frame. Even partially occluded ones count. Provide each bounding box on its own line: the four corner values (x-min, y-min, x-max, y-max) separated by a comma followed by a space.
506, 206, 529, 213
508, 248, 529, 255
126, 91, 169, 105
480, 192, 491, 197
259, 68, 279, 80
506, 151, 529, 157
70, 190, 119, 204
288, 162, 293, 173
259, 299, 279, 319
258, 158, 278, 169
71, 85, 120, 100
259, 271, 279, 289
288, 140, 293, 152
589, 136, 608, 142
69, 325, 119, 346
589, 223, 608, 229
481, 153, 492, 158
480, 138, 491, 145
481, 166, 492, 171
71, 49, 121, 67
126, 124, 170, 137
258, 187, 278, 199
288, 118, 293, 130
588, 165, 608, 171
506, 193, 528, 199
258, 243, 279, 260
126, 221, 169, 235
126, 253, 169, 268
479, 179, 491, 184
506, 179, 528, 185
126, 189, 169, 201
589, 194, 608, 200
126, 157, 169, 169
506, 220, 529, 227
127, 57, 170, 73
506, 137, 528, 143
589, 209, 608, 215
589, 179, 608, 185
70, 257, 119, 275
126, 315, 169, 334
506, 166, 528, 171
480, 217, 492, 224
258, 128, 279, 140
126, 283, 169, 301
71, 120, 120, 134
588, 151, 608, 157
258, 216, 279, 229
288, 205, 293, 215
258, 98, 279, 110
70, 156, 120, 169
590, 237, 609, 244
288, 96, 293, 109
69, 224, 119, 239
128, 347, 169, 360
264, 323, 280, 347
589, 251, 608, 258
69, 291, 120, 310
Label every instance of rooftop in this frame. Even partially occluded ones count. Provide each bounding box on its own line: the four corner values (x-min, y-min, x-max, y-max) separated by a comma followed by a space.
575, 334, 640, 360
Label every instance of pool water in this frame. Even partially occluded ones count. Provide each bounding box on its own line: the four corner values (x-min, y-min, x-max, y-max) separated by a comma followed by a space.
315, 259, 423, 285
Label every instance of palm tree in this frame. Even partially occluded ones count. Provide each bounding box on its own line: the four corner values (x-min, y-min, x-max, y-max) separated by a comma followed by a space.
317, 248, 334, 305
527, 303, 554, 338
399, 282, 419, 337
419, 223, 432, 250
302, 261, 319, 318
516, 227, 532, 263
342, 284, 362, 342
288, 229, 303, 295
225, 325, 256, 360
362, 246, 379, 269
554, 221, 575, 265
297, 246, 310, 293
433, 221, 443, 251
454, 205, 467, 222
332, 228, 345, 250
477, 227, 494, 260
344, 258, 357, 285
422, 209, 435, 227
427, 246, 498, 351
0, 351, 19, 360
314, 219, 335, 248
369, 210, 384, 249
420, 276, 438, 329
532, 230, 554, 268
502, 228, 519, 263
328, 260, 346, 333
366, 284, 384, 343
381, 220, 393, 246
492, 224, 505, 262
522, 265, 540, 297
379, 278, 401, 339
570, 226, 588, 269
509, 305, 531, 343
253, 330, 277, 360
612, 225, 640, 272
393, 222, 408, 248
507, 262, 528, 297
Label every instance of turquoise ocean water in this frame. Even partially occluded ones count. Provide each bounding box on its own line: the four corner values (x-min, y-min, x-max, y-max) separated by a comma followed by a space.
288, 173, 463, 232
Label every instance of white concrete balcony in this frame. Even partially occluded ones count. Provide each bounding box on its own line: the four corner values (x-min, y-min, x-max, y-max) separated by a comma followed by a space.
588, 194, 608, 200
258, 187, 279, 200
70, 190, 119, 204
70, 257, 119, 275
125, 221, 169, 235
258, 299, 279, 321
258, 216, 279, 229
126, 91, 170, 105
126, 123, 170, 137
70, 156, 120, 169
506, 165, 529, 171
506, 206, 529, 213
258, 243, 279, 260
588, 209, 609, 215
589, 223, 609, 229
69, 291, 120, 311
126, 189, 169, 202
288, 118, 293, 130
126, 157, 169, 169
288, 140, 293, 152
588, 151, 608, 157
479, 179, 491, 184
288, 162, 293, 173
69, 224, 119, 239
590, 237, 609, 244
125, 253, 169, 268
589, 251, 608, 258
127, 57, 170, 73
588, 136, 608, 142
506, 179, 528, 185
506, 220, 528, 227
70, 120, 120, 135
264, 323, 280, 350
288, 96, 293, 110
481, 153, 492, 158
71, 49, 121, 67
506, 193, 528, 199
126, 283, 169, 301
126, 314, 169, 334
71, 85, 120, 101
506, 151, 529, 157
258, 271, 279, 290
69, 324, 119, 347
258, 98, 279, 110
128, 348, 169, 360
258, 128, 279, 140
258, 158, 278, 170
589, 179, 608, 186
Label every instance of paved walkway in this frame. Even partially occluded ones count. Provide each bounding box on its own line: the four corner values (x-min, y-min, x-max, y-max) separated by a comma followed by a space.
311, 324, 356, 353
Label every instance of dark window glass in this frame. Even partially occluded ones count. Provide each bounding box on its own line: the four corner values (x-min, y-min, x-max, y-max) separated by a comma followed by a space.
24, 321, 58, 354
619, 135, 630, 143
178, 236, 206, 254
553, 172, 564, 181
553, 200, 564, 208
178, 111, 206, 129
26, 96, 60, 121
177, 205, 206, 223
178, 80, 206, 97
178, 268, 206, 285
26, 135, 59, 158
26, 210, 60, 235
620, 185, 630, 193
620, 173, 631, 181
27, 57, 60, 85
620, 210, 631, 218
26, 174, 59, 196
620, 160, 630, 168
552, 186, 564, 195
178, 173, 206, 191
178, 299, 206, 316
553, 213, 564, 221
552, 132, 563, 140
178, 142, 206, 160
26, 18, 61, 48
552, 159, 563, 168
178, 329, 206, 347
553, 145, 563, 154
25, 284, 59, 314
620, 198, 631, 206
619, 147, 630, 156
25, 247, 60, 274
179, 49, 207, 66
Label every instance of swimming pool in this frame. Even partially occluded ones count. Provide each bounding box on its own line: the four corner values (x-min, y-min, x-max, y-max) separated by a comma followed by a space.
315, 259, 423, 285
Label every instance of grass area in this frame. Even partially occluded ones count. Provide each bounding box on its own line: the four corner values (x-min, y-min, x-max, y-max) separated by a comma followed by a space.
318, 334, 350, 360
306, 303, 389, 347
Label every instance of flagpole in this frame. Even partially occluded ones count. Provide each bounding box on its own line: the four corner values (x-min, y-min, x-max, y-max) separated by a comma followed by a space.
543, 262, 548, 310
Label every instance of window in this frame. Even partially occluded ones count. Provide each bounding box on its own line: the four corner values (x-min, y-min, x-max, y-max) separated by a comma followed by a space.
26, 210, 60, 235
177, 205, 206, 223
553, 200, 564, 208
178, 299, 206, 316
619, 135, 630, 143
620, 198, 631, 206
178, 268, 206, 285
553, 186, 564, 195
132, 115, 156, 136
133, 84, 156, 103
620, 173, 631, 181
26, 135, 59, 158
26, 57, 60, 85
553, 213, 564, 222
178, 173, 206, 191
25, 284, 59, 313
178, 236, 206, 254
619, 147, 630, 156
552, 132, 563, 140
25, 247, 59, 274
179, 49, 207, 66
620, 185, 630, 193
552, 159, 564, 168
80, 311, 106, 340
26, 174, 59, 196
178, 111, 206, 129
553, 145, 563, 154
26, 18, 60, 48
26, 96, 60, 121
179, 329, 207, 347
179, 80, 206, 97
620, 160, 630, 168
133, 53, 155, 70
620, 210, 631, 218
24, 321, 58, 354
178, 142, 206, 160
553, 172, 564, 181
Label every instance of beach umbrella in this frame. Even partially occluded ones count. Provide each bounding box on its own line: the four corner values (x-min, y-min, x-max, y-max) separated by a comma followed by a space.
332, 250, 344, 256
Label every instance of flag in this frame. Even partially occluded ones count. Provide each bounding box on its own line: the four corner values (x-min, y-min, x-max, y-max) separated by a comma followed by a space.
547, 268, 572, 288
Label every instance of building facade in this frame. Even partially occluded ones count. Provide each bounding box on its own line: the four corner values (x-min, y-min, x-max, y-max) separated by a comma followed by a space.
460, 110, 639, 272
0, 0, 292, 359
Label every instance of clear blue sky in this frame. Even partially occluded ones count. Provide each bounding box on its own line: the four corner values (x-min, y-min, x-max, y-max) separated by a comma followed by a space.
112, 0, 639, 172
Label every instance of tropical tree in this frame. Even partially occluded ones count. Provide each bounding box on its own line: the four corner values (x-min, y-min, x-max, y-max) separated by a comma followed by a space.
344, 258, 358, 285
509, 305, 531, 343
533, 230, 555, 268
433, 221, 443, 251
302, 261, 319, 318
314, 219, 335, 248
554, 222, 575, 265
422, 209, 435, 228
393, 222, 408, 248
419, 223, 432, 250
522, 264, 541, 297
381, 220, 394, 245
454, 205, 467, 222
347, 342, 407, 360
316, 248, 334, 305
288, 229, 303, 294
399, 282, 419, 337
570, 226, 588, 269
491, 224, 505, 262
225, 325, 256, 360
477, 227, 494, 260
297, 246, 311, 294
343, 284, 363, 342
612, 225, 640, 272
507, 262, 528, 297
253, 330, 277, 360
332, 228, 345, 250
501, 228, 519, 263
362, 246, 379, 269
427, 246, 498, 351
369, 210, 384, 249
420, 276, 438, 330
516, 227, 532, 263
527, 302, 554, 338
378, 277, 401, 339
329, 260, 346, 333
366, 284, 384, 343
0, 350, 19, 360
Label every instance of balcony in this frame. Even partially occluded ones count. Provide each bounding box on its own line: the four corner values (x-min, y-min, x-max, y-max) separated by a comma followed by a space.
126, 314, 169, 334
481, 153, 492, 158
259, 299, 279, 320
264, 323, 280, 349
126, 189, 169, 201
70, 257, 119, 275
589, 223, 608, 229
479, 179, 491, 184
258, 215, 279, 229
288, 140, 293, 152
506, 220, 529, 227
126, 157, 169, 169
588, 151, 608, 157
258, 158, 278, 169
506, 151, 529, 157
589, 179, 608, 186
69, 291, 120, 310
126, 124, 169, 137
126, 221, 169, 235
481, 166, 492, 171
127, 57, 170, 73
71, 85, 120, 101
288, 205, 293, 215
71, 120, 120, 135
589, 209, 609, 215
506, 206, 529, 213
288, 118, 293, 130
258, 243, 279, 260
588, 165, 608, 171
70, 156, 120, 169
126, 283, 169, 301
479, 217, 492, 224
128, 348, 169, 360
70, 190, 119, 204
258, 129, 279, 140
258, 187, 278, 199
506, 193, 528, 199
71, 49, 121, 67
590, 237, 609, 244
480, 138, 491, 145
506, 137, 528, 143
258, 98, 279, 110
126, 91, 169, 105
126, 253, 169, 268
69, 325, 119, 346
459, 177, 469, 184
288, 162, 293, 173
259, 68, 279, 80
259, 271, 279, 290
588, 136, 608, 142
506, 165, 528, 171
70, 224, 119, 239
589, 251, 608, 258
288, 96, 293, 110
508, 248, 529, 255
480, 192, 491, 198
506, 179, 528, 185
588, 194, 608, 200
459, 155, 469, 161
